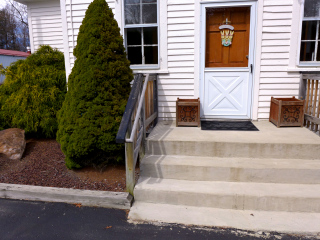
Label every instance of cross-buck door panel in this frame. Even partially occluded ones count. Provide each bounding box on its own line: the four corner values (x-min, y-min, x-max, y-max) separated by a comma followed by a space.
204, 71, 250, 117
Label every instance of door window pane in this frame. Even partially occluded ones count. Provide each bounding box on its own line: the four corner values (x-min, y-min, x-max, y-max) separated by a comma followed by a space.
205, 7, 250, 67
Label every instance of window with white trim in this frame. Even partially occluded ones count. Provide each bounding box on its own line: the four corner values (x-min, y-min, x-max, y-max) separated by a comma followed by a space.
300, 0, 320, 63
123, 0, 158, 68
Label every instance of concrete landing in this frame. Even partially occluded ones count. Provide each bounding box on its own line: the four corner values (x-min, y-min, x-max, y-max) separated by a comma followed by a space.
148, 120, 320, 145
146, 121, 320, 159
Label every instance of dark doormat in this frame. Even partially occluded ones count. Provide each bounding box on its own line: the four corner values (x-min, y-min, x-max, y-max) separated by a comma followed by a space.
201, 121, 259, 131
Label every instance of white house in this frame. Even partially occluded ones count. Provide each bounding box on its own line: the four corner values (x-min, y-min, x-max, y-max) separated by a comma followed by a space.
14, 0, 320, 122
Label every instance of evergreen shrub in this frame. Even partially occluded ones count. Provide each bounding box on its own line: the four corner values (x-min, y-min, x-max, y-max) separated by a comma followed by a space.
0, 45, 66, 137
57, 0, 133, 169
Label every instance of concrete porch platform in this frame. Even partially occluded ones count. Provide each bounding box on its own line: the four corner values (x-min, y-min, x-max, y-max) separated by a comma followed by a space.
146, 120, 320, 160
148, 120, 320, 145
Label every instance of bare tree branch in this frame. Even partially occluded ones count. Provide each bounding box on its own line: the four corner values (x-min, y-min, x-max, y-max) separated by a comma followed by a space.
0, 0, 29, 51
6, 0, 28, 28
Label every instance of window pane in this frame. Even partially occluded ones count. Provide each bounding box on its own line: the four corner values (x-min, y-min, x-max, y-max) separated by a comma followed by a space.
125, 0, 140, 4
142, 0, 157, 3
301, 21, 317, 40
128, 47, 142, 64
142, 4, 157, 24
127, 28, 141, 45
317, 42, 320, 61
300, 41, 316, 61
144, 46, 158, 64
143, 27, 157, 44
125, 4, 140, 24
304, 0, 320, 18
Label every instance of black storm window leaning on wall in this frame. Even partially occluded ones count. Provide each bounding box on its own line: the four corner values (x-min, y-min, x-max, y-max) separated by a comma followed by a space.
124, 0, 158, 67
300, 0, 320, 62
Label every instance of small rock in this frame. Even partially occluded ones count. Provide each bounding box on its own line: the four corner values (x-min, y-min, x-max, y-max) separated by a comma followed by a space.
0, 128, 26, 160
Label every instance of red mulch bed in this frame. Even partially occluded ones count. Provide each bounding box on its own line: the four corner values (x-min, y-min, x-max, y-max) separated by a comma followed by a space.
0, 139, 130, 192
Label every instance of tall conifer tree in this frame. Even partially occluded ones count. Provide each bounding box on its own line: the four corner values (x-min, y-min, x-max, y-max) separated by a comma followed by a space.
57, 0, 133, 169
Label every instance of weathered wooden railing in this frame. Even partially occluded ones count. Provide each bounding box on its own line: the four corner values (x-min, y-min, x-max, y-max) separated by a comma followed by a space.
299, 76, 320, 136
116, 73, 158, 195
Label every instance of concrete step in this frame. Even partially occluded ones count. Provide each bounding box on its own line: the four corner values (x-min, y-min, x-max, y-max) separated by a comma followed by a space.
134, 177, 320, 212
140, 155, 320, 184
146, 139, 320, 160
129, 202, 320, 234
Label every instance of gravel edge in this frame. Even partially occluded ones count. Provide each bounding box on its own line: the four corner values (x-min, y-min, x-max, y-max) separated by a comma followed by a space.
0, 183, 133, 209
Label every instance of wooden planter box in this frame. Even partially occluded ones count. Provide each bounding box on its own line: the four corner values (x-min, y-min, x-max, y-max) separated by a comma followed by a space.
269, 97, 305, 127
176, 98, 200, 127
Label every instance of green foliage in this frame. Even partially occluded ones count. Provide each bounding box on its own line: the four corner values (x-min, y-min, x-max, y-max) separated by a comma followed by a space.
57, 0, 133, 169
0, 45, 66, 137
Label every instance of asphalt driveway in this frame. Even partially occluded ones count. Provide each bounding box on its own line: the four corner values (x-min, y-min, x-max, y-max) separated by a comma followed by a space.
0, 199, 316, 240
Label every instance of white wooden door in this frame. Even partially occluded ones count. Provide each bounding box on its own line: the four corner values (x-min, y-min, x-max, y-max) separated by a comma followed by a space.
201, 3, 256, 119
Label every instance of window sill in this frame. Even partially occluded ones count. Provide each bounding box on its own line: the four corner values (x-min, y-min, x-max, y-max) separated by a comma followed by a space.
133, 69, 169, 74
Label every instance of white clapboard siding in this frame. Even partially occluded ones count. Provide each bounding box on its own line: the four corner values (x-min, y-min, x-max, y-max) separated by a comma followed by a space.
260, 59, 289, 66
159, 102, 177, 108
262, 33, 291, 39
264, 0, 293, 6
156, 0, 196, 120
261, 40, 291, 46
28, 1, 64, 52
257, 0, 300, 119
259, 78, 300, 84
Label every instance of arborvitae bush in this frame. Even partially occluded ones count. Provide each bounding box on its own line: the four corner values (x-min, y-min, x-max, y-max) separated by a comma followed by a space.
0, 45, 66, 137
57, 0, 133, 169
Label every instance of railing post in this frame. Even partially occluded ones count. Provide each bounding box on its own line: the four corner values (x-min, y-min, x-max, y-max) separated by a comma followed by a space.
154, 74, 159, 125
140, 92, 146, 162
125, 132, 135, 196
299, 77, 306, 100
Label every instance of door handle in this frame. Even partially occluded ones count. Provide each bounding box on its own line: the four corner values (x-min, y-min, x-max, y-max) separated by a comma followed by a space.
250, 64, 253, 73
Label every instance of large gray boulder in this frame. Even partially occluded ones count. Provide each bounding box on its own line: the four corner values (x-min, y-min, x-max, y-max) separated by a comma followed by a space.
0, 128, 26, 160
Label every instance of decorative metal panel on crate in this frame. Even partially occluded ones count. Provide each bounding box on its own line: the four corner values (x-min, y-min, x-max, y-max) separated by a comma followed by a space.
176, 98, 200, 127
269, 97, 305, 127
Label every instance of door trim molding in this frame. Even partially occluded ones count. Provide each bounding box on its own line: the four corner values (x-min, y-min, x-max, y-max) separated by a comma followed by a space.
199, 1, 257, 119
